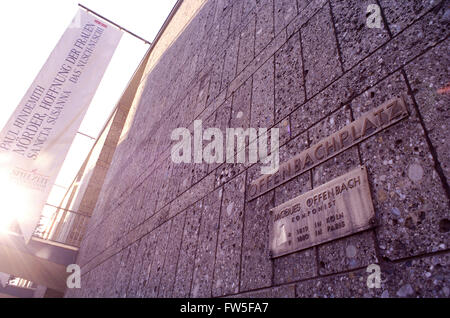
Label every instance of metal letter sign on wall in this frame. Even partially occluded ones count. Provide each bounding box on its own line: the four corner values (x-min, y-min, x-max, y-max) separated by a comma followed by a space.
269, 166, 375, 258
248, 96, 409, 201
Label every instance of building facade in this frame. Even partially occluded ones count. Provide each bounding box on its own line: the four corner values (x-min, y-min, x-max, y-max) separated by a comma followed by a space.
66, 0, 449, 298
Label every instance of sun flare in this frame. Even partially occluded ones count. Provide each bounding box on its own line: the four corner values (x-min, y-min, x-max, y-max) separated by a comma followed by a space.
0, 169, 30, 233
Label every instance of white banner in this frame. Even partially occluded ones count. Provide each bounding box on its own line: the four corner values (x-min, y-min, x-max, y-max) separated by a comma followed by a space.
0, 9, 122, 241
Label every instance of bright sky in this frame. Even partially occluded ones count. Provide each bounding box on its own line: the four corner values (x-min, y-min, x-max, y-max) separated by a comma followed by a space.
0, 1, 177, 227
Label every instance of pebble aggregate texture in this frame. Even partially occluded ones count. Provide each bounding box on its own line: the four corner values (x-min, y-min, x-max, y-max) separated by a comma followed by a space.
66, 0, 450, 298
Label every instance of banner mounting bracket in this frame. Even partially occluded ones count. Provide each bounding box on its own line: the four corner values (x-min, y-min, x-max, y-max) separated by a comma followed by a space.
78, 3, 151, 45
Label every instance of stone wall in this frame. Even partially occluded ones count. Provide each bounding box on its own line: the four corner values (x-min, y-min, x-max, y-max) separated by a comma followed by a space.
66, 0, 449, 298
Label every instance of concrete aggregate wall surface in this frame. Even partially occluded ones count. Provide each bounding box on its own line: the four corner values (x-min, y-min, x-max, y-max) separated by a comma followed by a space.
66, 0, 450, 298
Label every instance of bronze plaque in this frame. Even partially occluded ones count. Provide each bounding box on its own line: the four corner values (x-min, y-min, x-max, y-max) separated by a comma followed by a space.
248, 96, 408, 201
269, 166, 375, 258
